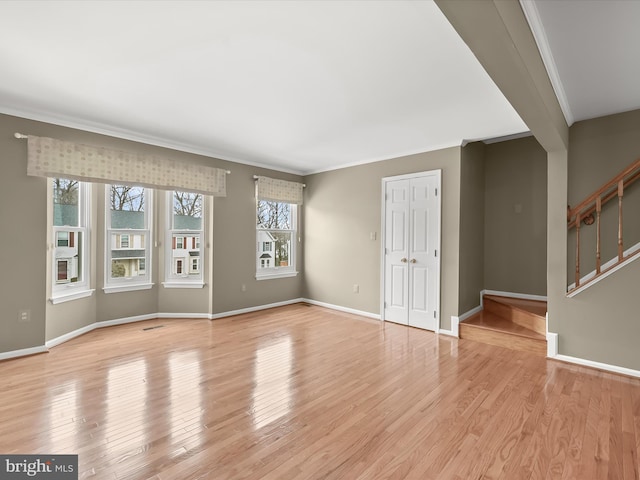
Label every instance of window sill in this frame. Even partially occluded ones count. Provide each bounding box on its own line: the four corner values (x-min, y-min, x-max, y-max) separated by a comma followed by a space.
103, 283, 154, 294
255, 271, 299, 281
162, 281, 205, 289
50, 288, 95, 305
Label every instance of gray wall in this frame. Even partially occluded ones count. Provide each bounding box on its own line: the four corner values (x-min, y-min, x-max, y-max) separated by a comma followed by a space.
0, 118, 47, 352
484, 136, 547, 296
0, 113, 303, 352
459, 142, 485, 313
552, 110, 640, 368
303, 147, 461, 330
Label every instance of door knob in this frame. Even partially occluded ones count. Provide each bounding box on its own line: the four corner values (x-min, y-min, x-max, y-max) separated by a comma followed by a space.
410, 258, 417, 263
401, 258, 407, 263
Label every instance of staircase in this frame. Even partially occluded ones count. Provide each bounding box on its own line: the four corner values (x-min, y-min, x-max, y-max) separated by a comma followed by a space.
460, 294, 547, 356
567, 157, 640, 295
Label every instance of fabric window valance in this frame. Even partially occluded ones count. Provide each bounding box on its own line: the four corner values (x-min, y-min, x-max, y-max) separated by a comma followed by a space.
255, 176, 304, 204
26, 135, 227, 196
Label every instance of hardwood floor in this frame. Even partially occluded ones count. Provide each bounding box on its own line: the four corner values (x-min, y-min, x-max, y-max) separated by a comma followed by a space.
1, 303, 639, 479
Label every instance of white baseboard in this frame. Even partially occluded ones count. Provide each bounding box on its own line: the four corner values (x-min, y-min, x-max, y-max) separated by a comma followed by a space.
0, 345, 48, 361
46, 323, 97, 349
46, 313, 159, 348
47, 312, 212, 349
301, 298, 381, 320
39, 303, 306, 354
9, 298, 377, 360
481, 289, 548, 303
156, 312, 211, 320
546, 332, 558, 357
445, 306, 481, 338
546, 328, 640, 378
552, 353, 640, 378
440, 316, 459, 338
459, 305, 482, 322
210, 298, 305, 319
94, 313, 159, 329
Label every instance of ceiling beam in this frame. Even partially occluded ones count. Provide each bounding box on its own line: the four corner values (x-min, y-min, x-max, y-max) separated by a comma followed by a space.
435, 0, 568, 152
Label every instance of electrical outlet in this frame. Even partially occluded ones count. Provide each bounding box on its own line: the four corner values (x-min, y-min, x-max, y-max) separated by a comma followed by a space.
18, 309, 30, 323
241, 284, 246, 292
353, 284, 359, 293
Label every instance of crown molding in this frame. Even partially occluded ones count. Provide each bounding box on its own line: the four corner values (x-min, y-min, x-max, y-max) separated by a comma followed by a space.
519, 0, 574, 126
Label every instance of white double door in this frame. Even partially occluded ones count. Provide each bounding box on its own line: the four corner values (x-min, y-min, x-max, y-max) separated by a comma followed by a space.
383, 171, 441, 331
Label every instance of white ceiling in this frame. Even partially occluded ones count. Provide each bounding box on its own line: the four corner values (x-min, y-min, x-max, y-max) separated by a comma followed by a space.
522, 0, 640, 126
0, 1, 636, 175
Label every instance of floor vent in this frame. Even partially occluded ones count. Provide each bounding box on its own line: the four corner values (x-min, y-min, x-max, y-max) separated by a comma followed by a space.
143, 325, 165, 331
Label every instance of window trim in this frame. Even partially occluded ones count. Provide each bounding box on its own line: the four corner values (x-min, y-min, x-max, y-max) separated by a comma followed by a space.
50, 179, 93, 304
104, 185, 153, 293
50, 288, 95, 305
255, 201, 298, 280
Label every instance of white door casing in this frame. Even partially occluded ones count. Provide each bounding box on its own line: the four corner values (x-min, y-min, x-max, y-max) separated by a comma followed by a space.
382, 171, 441, 331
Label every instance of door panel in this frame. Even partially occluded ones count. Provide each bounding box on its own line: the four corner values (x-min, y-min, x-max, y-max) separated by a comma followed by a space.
391, 210, 406, 252
412, 208, 429, 254
391, 265, 406, 308
411, 266, 428, 311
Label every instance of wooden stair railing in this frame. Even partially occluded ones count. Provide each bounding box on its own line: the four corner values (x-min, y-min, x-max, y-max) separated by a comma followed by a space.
567, 157, 640, 294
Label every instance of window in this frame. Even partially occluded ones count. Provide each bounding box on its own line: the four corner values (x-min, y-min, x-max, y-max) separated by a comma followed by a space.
56, 231, 69, 247
120, 234, 130, 248
51, 178, 91, 303
256, 200, 297, 279
164, 191, 204, 287
105, 185, 152, 292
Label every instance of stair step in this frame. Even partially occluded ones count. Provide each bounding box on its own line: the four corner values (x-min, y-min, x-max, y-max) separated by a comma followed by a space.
460, 310, 547, 356
483, 295, 547, 335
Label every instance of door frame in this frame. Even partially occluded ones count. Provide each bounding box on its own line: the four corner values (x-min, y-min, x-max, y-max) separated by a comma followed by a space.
380, 170, 442, 330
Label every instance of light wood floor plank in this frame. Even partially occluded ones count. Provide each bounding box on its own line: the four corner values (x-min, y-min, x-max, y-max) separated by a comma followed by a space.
1, 303, 639, 479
